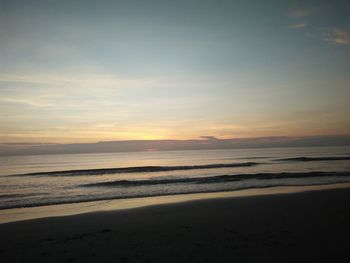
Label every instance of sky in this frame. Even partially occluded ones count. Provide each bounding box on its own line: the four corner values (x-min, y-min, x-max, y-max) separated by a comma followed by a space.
0, 0, 349, 143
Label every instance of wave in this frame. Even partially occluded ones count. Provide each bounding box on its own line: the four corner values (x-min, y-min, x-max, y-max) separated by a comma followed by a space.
276, 156, 350, 162
0, 193, 47, 199
82, 171, 350, 187
220, 156, 274, 160
13, 162, 259, 177
2, 171, 350, 210
2, 173, 350, 210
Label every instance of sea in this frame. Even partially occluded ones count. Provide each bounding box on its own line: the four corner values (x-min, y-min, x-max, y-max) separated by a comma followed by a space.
1, 146, 350, 210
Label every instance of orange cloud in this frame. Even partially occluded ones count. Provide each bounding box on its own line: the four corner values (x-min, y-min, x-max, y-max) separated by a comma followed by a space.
289, 9, 311, 19
322, 28, 350, 45
288, 23, 307, 29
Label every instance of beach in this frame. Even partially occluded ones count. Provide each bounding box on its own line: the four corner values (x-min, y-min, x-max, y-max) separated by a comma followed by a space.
2, 0, 350, 262
1, 185, 350, 263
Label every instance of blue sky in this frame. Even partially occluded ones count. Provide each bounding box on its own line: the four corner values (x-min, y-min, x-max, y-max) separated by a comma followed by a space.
0, 0, 349, 142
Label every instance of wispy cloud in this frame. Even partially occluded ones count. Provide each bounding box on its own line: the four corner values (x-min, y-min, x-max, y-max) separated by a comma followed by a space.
322, 28, 350, 45
289, 9, 311, 19
0, 72, 158, 90
288, 9, 309, 30
288, 7, 350, 46
288, 23, 307, 29
0, 97, 54, 108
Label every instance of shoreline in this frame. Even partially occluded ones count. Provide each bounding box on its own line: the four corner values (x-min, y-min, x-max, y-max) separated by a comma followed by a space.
1, 182, 350, 224
1, 184, 350, 262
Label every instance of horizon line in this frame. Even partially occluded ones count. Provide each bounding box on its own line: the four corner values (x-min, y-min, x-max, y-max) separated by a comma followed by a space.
1, 134, 350, 145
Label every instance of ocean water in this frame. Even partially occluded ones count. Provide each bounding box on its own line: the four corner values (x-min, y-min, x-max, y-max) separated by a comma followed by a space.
0, 146, 350, 209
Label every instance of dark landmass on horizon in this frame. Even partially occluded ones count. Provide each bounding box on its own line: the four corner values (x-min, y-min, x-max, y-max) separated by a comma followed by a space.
1, 135, 350, 156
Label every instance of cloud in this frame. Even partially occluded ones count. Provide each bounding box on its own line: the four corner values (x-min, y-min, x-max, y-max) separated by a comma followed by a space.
287, 7, 349, 46
288, 23, 307, 29
322, 28, 350, 45
0, 97, 53, 107
0, 72, 158, 90
289, 9, 311, 19
288, 9, 309, 30
200, 136, 219, 141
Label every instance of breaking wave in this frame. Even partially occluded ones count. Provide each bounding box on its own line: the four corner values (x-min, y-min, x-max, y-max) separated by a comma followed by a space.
82, 171, 350, 187
13, 162, 260, 177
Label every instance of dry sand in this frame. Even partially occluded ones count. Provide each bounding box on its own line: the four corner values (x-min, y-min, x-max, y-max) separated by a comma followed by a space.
1, 186, 350, 262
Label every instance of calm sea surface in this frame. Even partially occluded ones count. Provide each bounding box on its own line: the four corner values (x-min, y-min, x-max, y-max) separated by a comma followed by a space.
1, 146, 350, 209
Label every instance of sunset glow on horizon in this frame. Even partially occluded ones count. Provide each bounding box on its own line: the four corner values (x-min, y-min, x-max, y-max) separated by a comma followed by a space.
1, 0, 349, 144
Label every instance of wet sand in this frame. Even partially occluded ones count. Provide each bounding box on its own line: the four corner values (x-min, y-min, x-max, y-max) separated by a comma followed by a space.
1, 187, 350, 262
